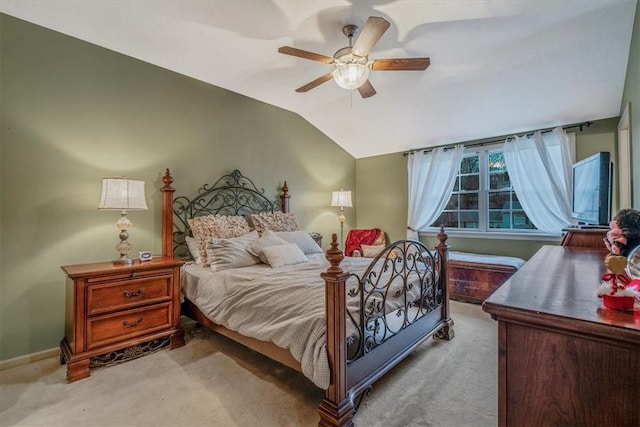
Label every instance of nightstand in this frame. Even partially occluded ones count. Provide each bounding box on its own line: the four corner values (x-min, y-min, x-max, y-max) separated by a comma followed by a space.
60, 256, 185, 383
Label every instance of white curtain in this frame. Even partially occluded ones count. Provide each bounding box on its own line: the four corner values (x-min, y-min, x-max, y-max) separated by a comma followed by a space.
407, 145, 464, 240
503, 127, 573, 234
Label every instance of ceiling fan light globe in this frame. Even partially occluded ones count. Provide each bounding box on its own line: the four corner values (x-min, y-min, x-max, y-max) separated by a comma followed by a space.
333, 63, 370, 90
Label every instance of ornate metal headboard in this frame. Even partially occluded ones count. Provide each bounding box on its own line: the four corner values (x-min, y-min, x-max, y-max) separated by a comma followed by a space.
161, 169, 290, 260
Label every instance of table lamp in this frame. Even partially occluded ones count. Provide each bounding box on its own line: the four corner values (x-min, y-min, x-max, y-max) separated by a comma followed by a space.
331, 189, 352, 248
98, 177, 148, 265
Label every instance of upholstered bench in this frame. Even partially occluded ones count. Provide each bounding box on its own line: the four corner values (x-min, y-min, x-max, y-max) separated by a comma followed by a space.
447, 251, 526, 304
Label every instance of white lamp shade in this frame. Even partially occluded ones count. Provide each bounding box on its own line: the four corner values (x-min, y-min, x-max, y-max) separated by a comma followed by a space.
98, 178, 148, 210
331, 190, 352, 208
333, 63, 370, 90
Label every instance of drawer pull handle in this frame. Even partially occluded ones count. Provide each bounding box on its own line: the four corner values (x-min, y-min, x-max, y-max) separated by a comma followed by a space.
122, 317, 143, 328
122, 288, 144, 298
130, 271, 137, 278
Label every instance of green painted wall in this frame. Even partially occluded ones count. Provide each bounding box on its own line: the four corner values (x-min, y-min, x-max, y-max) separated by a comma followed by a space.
621, 2, 639, 209
356, 118, 618, 260
0, 14, 355, 361
355, 152, 407, 244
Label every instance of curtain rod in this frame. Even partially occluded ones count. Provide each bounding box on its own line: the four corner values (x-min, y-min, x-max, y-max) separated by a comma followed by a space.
402, 121, 592, 157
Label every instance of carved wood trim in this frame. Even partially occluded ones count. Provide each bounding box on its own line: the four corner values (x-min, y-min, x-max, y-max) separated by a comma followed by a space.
161, 169, 175, 258
320, 234, 354, 426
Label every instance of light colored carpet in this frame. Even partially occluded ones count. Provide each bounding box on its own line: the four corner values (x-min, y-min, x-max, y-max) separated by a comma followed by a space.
0, 301, 497, 427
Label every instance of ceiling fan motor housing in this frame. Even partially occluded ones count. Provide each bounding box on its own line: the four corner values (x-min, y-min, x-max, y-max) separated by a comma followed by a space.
342, 24, 359, 40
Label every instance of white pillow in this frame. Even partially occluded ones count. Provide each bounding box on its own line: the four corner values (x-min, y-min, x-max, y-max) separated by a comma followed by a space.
275, 231, 323, 255
207, 231, 260, 271
261, 243, 308, 268
361, 244, 386, 258
246, 229, 289, 263
185, 236, 203, 264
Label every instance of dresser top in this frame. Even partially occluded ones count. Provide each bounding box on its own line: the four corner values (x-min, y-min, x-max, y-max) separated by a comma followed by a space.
483, 245, 639, 340
61, 256, 184, 278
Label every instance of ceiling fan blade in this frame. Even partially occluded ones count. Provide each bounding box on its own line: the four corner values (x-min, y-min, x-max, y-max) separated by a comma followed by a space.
295, 73, 334, 93
371, 58, 431, 71
357, 80, 376, 98
352, 17, 391, 57
278, 46, 334, 64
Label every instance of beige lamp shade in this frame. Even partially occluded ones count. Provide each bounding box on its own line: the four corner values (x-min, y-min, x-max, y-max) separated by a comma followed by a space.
331, 190, 352, 208
99, 178, 148, 210
99, 177, 147, 265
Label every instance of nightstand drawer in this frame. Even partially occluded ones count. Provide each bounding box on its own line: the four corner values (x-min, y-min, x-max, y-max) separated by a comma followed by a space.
87, 274, 172, 315
86, 303, 171, 350
85, 268, 173, 284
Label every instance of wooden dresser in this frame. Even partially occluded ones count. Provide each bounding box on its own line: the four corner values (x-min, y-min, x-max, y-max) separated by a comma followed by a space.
483, 245, 639, 427
60, 257, 185, 383
561, 227, 608, 248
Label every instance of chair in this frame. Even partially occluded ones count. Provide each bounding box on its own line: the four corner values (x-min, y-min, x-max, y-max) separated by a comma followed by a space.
344, 228, 386, 257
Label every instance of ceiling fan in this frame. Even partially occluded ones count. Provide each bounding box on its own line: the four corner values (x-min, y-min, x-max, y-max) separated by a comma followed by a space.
278, 16, 430, 98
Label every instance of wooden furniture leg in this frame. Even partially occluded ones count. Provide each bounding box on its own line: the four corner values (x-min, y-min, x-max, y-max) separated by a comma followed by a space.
66, 359, 90, 383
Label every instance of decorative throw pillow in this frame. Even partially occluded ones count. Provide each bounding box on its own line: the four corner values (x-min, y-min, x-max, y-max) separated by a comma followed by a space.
185, 236, 203, 264
188, 214, 251, 265
361, 244, 386, 258
247, 229, 289, 263
275, 231, 323, 255
261, 243, 308, 268
206, 231, 260, 272
250, 212, 300, 233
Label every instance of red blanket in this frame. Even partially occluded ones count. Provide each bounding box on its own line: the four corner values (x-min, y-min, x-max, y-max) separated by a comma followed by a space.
345, 228, 382, 256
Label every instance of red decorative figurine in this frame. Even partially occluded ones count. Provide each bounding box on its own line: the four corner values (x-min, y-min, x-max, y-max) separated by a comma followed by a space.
599, 209, 640, 310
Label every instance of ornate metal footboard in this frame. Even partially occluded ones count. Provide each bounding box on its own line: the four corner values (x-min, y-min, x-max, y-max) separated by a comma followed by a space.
320, 230, 453, 427
347, 239, 446, 360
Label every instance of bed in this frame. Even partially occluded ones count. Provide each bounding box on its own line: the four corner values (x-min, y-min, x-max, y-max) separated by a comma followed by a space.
160, 169, 454, 427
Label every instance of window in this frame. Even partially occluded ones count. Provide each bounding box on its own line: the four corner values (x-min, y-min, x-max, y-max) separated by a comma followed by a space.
431, 146, 536, 232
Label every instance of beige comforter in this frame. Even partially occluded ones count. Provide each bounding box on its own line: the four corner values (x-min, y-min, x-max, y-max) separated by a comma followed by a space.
181, 253, 432, 389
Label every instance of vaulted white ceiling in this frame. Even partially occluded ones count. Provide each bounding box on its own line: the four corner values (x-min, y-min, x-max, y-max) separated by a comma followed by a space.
1, 0, 636, 158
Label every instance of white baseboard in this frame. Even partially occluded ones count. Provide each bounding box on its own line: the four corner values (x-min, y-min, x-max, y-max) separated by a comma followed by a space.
0, 347, 59, 371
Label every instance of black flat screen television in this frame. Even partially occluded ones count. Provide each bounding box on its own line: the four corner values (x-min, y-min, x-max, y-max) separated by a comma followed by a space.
571, 151, 611, 226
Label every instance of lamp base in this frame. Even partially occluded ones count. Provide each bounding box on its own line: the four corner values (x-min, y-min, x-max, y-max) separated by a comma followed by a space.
113, 217, 133, 265
113, 256, 134, 266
